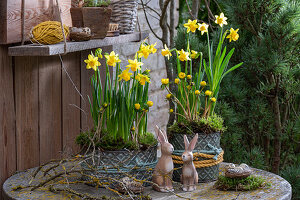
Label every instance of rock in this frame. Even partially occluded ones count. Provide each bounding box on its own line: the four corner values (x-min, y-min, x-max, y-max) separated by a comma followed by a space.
116, 177, 144, 194
225, 163, 253, 178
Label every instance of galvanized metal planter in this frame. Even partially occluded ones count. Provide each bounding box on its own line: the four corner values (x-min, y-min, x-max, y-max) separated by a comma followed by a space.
82, 145, 157, 187
169, 132, 221, 182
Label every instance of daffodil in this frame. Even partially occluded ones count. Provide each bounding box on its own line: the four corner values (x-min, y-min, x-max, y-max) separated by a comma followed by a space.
118, 68, 132, 82
174, 78, 180, 84
138, 44, 152, 59
205, 90, 212, 96
227, 28, 239, 42
198, 22, 209, 35
215, 13, 228, 27
178, 72, 186, 79
161, 44, 172, 60
136, 73, 151, 85
161, 78, 169, 85
191, 50, 198, 59
178, 49, 190, 62
200, 81, 207, 87
85, 54, 100, 71
184, 19, 199, 33
126, 59, 143, 72
147, 101, 153, 107
105, 51, 121, 67
195, 90, 200, 95
211, 97, 217, 102
135, 103, 141, 110
149, 43, 157, 54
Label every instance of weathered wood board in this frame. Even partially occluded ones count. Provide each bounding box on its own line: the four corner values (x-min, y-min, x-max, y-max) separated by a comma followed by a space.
0, 0, 72, 44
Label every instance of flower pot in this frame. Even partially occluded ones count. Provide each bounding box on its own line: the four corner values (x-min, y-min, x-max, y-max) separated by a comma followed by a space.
169, 132, 222, 182
70, 7, 84, 28
82, 7, 112, 39
81, 145, 157, 187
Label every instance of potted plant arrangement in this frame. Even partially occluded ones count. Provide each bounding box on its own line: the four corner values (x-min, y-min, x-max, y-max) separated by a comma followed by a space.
76, 42, 158, 186
70, 0, 112, 39
160, 13, 243, 182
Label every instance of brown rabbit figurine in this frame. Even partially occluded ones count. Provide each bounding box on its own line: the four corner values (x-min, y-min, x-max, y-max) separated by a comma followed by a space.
152, 125, 174, 192
181, 134, 198, 191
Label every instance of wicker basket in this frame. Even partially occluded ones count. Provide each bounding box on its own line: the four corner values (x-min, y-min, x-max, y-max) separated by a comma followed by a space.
110, 0, 138, 34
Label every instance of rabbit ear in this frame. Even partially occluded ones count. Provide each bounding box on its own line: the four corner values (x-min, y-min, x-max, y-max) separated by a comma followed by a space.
183, 135, 189, 150
155, 125, 166, 144
161, 130, 168, 143
188, 134, 198, 151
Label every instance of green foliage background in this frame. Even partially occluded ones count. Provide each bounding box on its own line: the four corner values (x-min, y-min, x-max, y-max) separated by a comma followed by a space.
175, 0, 300, 198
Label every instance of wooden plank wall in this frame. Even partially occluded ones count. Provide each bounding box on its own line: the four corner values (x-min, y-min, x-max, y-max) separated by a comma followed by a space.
0, 45, 112, 199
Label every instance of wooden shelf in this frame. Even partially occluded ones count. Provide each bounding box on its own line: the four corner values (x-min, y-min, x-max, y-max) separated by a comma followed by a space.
8, 32, 149, 56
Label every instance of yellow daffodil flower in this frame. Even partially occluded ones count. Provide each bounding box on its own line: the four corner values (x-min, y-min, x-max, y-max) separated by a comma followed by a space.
174, 78, 180, 84
215, 13, 228, 27
138, 44, 152, 59
198, 22, 209, 35
178, 72, 186, 79
147, 101, 153, 107
227, 28, 239, 42
118, 68, 132, 82
178, 49, 191, 62
191, 50, 198, 59
136, 74, 151, 85
205, 90, 212, 96
187, 75, 192, 80
126, 59, 143, 72
169, 109, 174, 113
85, 54, 100, 71
195, 90, 200, 95
135, 103, 141, 110
200, 81, 207, 86
166, 94, 172, 99
161, 78, 169, 85
161, 44, 172, 60
105, 51, 121, 67
211, 97, 217, 102
149, 43, 157, 54
184, 19, 199, 33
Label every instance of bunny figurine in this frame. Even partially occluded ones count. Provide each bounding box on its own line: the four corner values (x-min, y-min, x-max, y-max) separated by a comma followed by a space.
152, 125, 174, 192
181, 134, 199, 191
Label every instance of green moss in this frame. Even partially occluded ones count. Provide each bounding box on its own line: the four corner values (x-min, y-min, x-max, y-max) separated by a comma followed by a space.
215, 175, 271, 191
84, 0, 111, 7
168, 114, 226, 136
76, 131, 157, 151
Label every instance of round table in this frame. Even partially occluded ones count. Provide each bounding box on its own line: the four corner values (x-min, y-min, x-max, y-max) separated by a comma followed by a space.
3, 163, 292, 200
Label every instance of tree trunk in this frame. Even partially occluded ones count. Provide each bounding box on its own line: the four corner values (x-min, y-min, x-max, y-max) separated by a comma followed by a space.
191, 0, 200, 19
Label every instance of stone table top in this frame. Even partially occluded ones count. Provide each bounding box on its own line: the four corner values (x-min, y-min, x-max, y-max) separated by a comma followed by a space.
3, 163, 292, 200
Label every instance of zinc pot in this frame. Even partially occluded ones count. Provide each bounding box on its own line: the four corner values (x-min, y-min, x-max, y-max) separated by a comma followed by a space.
81, 145, 157, 187
169, 132, 222, 182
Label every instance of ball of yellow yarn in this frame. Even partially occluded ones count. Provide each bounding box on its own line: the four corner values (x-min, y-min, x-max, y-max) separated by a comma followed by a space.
31, 21, 70, 45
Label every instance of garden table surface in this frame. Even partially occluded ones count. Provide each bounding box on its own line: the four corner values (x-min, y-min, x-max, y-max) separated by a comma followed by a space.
3, 162, 291, 200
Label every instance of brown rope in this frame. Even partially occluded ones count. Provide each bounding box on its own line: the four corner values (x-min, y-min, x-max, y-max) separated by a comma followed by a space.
21, 0, 25, 45
55, 0, 68, 54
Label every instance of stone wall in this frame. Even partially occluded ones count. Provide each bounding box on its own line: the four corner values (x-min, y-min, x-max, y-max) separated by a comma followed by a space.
113, 0, 178, 133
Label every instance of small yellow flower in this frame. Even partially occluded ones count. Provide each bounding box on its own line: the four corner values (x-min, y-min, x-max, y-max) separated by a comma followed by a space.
215, 13, 228, 27
178, 49, 191, 62
161, 44, 172, 60
195, 90, 200, 95
205, 90, 212, 96
103, 103, 108, 108
118, 68, 132, 82
161, 78, 169, 85
200, 81, 207, 87
135, 103, 141, 110
191, 50, 198, 59
184, 19, 199, 33
187, 85, 191, 90
147, 101, 153, 107
166, 94, 172, 99
138, 44, 152, 59
174, 78, 180, 84
198, 22, 209, 35
169, 109, 174, 113
226, 28, 239, 42
85, 54, 101, 71
211, 97, 217, 102
179, 72, 186, 79
136, 74, 151, 85
187, 75, 192, 80
149, 43, 157, 54
126, 59, 143, 72
131, 126, 135, 131
105, 51, 121, 67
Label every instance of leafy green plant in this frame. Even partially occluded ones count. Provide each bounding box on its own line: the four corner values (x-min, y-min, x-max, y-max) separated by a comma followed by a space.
84, 0, 111, 7
281, 165, 300, 200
